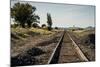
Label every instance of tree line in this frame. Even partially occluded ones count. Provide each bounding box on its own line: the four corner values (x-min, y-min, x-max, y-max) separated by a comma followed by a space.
11, 2, 53, 31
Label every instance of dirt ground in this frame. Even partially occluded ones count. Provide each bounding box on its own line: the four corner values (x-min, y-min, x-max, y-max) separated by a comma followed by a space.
11, 30, 63, 66
68, 30, 95, 61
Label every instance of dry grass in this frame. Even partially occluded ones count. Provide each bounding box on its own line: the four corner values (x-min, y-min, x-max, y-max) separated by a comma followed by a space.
11, 27, 55, 40
70, 30, 95, 61
11, 27, 56, 52
11, 27, 62, 66
30, 28, 54, 35
73, 30, 95, 37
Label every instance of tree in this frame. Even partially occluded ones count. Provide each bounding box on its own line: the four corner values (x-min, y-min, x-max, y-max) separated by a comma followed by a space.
11, 2, 40, 28
47, 13, 52, 31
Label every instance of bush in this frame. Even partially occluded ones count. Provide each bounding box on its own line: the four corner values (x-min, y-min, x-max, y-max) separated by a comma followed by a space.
32, 23, 39, 28
41, 24, 46, 28
11, 24, 19, 28
55, 27, 58, 29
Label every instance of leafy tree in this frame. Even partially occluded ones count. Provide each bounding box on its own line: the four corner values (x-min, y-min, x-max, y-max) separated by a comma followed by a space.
11, 2, 40, 28
47, 13, 52, 31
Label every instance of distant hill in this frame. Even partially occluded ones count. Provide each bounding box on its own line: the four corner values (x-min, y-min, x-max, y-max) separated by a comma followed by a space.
67, 27, 84, 30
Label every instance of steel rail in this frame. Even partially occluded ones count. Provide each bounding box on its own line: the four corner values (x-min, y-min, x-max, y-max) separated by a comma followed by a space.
68, 33, 89, 62
47, 30, 65, 64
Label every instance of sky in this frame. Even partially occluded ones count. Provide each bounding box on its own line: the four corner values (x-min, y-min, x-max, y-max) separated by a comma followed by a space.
11, 1, 95, 28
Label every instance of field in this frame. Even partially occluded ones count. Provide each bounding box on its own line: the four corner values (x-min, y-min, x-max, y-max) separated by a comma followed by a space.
11, 27, 95, 66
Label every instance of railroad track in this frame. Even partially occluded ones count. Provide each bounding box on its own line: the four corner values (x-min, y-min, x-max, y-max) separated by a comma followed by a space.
48, 30, 88, 64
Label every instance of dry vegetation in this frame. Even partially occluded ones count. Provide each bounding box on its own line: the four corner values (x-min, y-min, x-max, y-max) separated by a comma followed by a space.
69, 29, 95, 61
73, 30, 95, 37
11, 27, 55, 47
11, 27, 95, 66
11, 27, 62, 66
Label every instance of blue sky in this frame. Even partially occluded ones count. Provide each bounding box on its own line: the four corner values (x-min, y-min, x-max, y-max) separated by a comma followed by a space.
11, 1, 95, 28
